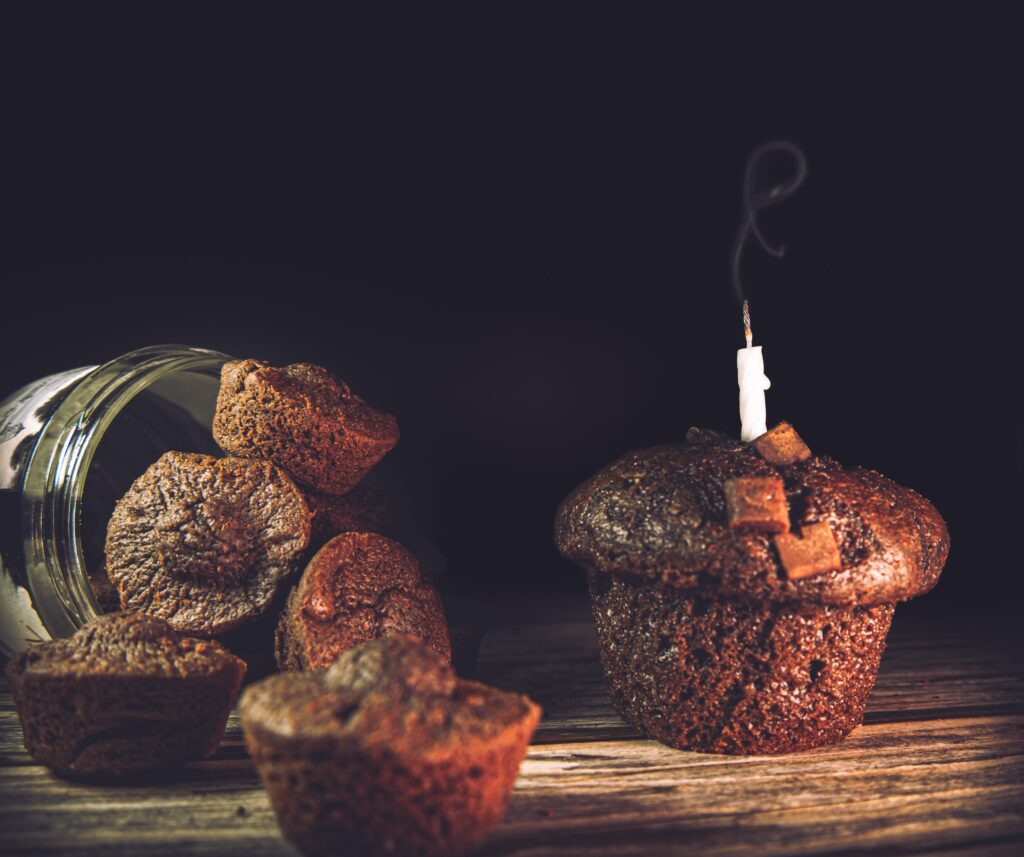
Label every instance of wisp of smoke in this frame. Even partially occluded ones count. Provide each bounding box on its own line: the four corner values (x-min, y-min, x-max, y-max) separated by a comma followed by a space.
730, 140, 808, 305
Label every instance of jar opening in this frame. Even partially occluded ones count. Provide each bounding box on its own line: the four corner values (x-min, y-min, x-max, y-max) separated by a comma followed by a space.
80, 373, 223, 601
20, 347, 229, 645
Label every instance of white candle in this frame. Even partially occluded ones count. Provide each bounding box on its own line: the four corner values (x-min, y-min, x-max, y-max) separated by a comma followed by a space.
737, 344, 770, 441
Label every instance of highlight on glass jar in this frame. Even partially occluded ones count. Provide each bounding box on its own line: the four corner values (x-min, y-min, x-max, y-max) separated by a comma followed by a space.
0, 345, 230, 656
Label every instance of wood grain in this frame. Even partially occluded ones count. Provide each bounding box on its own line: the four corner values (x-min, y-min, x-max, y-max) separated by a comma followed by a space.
1, 597, 1022, 856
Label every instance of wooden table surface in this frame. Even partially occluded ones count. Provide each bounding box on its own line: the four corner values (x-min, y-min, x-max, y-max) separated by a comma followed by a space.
2, 595, 1023, 856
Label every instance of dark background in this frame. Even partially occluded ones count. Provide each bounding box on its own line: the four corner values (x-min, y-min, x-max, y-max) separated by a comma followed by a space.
1, 8, 1020, 615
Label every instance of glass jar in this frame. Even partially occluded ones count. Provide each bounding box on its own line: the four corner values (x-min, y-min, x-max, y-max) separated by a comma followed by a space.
0, 345, 230, 656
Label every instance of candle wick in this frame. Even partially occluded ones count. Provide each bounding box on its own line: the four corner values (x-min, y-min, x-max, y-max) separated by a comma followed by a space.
743, 299, 753, 347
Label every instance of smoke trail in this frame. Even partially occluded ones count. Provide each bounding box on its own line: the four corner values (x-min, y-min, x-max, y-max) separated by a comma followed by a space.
731, 140, 808, 304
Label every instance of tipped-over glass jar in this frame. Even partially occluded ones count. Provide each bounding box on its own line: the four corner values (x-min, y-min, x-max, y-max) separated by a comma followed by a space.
0, 345, 230, 656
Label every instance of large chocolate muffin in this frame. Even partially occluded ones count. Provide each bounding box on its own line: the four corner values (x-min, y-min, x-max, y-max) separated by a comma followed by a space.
105, 451, 312, 637
241, 636, 540, 857
213, 359, 400, 495
4, 613, 245, 778
275, 532, 450, 671
555, 423, 948, 754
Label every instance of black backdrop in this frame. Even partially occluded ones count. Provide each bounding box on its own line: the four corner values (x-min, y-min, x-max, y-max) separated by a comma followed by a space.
2, 8, 1020, 615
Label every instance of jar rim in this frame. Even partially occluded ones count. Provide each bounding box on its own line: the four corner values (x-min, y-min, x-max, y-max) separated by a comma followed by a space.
20, 345, 230, 638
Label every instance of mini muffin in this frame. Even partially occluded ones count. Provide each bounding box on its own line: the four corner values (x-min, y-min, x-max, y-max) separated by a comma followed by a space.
240, 636, 540, 857
213, 359, 400, 494
304, 483, 393, 549
555, 423, 949, 754
276, 532, 450, 671
4, 613, 245, 778
105, 451, 312, 637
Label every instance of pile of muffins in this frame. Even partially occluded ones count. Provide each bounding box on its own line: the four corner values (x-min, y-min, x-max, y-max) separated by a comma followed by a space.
5, 356, 951, 855
6, 359, 540, 857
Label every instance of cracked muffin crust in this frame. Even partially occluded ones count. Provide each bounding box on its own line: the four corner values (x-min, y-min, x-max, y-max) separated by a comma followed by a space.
105, 451, 312, 637
213, 359, 400, 495
557, 429, 948, 607
556, 426, 949, 754
4, 613, 245, 778
241, 636, 540, 857
276, 532, 450, 671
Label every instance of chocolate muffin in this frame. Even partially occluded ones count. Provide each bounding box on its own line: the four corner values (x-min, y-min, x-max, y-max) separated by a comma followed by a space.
240, 636, 540, 857
105, 451, 312, 637
276, 532, 450, 671
305, 483, 392, 549
555, 423, 949, 754
213, 359, 400, 495
4, 613, 245, 778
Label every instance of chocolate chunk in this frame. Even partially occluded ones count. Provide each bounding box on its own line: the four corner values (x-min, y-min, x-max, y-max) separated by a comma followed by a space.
724, 477, 790, 533
105, 451, 312, 637
774, 522, 842, 580
753, 421, 812, 465
275, 532, 451, 671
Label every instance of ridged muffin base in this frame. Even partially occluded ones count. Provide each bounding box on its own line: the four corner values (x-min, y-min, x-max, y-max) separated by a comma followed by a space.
587, 570, 894, 754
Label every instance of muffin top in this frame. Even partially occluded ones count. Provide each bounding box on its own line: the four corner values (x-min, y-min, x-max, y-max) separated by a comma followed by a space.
555, 425, 949, 607
276, 532, 450, 671
241, 636, 540, 757
105, 451, 312, 636
5, 613, 246, 681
